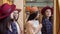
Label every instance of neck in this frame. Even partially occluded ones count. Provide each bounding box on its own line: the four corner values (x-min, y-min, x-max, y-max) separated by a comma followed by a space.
47, 17, 49, 19
13, 20, 17, 22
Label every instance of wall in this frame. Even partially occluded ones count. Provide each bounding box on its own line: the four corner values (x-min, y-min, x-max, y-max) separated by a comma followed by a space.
0, 0, 3, 6
3, 0, 12, 5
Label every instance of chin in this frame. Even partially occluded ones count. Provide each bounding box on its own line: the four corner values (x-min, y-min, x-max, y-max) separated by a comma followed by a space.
14, 18, 18, 21
48, 16, 51, 17
47, 15, 51, 17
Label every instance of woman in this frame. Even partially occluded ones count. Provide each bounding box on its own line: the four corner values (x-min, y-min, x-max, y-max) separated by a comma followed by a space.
0, 3, 18, 34
41, 6, 53, 34
11, 9, 21, 34
26, 6, 42, 34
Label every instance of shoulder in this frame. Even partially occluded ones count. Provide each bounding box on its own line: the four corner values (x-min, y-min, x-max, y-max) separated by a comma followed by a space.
11, 22, 18, 28
42, 18, 48, 21
27, 21, 33, 23
26, 21, 33, 26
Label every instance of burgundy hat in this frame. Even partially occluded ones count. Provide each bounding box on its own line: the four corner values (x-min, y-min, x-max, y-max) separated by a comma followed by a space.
41, 6, 53, 15
15, 9, 21, 13
0, 3, 16, 19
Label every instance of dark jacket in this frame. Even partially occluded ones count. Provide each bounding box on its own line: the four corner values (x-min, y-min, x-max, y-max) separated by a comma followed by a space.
41, 17, 53, 34
6, 22, 18, 34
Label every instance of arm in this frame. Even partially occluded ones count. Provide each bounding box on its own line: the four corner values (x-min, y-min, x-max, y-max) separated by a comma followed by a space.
26, 21, 36, 34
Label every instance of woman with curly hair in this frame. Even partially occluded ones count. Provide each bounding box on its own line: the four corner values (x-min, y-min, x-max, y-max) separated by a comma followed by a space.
41, 6, 53, 34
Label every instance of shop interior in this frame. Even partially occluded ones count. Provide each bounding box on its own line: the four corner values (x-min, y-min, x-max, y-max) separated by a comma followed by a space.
24, 0, 54, 34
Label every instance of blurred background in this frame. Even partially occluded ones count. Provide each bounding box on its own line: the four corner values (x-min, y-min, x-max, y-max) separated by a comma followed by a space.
26, 0, 53, 7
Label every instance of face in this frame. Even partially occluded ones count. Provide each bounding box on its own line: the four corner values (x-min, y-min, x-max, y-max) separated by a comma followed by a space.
35, 12, 40, 19
45, 9, 51, 17
13, 10, 19, 20
10, 10, 19, 21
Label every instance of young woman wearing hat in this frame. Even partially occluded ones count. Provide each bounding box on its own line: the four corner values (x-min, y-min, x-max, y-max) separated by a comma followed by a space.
0, 3, 19, 34
26, 6, 42, 34
11, 9, 22, 34
41, 6, 53, 34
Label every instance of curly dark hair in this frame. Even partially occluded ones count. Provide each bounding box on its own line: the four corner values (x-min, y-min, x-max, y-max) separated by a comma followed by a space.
41, 6, 53, 15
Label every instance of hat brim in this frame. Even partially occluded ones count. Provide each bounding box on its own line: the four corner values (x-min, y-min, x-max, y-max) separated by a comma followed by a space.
41, 6, 53, 15
0, 4, 16, 19
16, 9, 21, 12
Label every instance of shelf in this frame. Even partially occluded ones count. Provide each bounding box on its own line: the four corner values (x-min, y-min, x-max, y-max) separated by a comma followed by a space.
26, 1, 53, 3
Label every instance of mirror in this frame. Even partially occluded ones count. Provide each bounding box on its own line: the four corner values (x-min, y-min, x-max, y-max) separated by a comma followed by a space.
24, 0, 54, 34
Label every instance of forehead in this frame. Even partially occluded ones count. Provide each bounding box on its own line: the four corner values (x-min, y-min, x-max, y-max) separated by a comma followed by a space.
46, 9, 51, 11
13, 10, 18, 13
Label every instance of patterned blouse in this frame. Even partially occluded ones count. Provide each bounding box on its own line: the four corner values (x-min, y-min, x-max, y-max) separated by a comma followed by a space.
41, 17, 53, 34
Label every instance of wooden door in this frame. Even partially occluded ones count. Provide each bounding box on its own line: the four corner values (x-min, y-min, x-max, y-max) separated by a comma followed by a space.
56, 0, 60, 34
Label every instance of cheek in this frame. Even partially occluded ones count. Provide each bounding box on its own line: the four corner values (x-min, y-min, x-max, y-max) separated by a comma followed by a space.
49, 12, 51, 15
37, 14, 40, 17
16, 14, 18, 17
10, 13, 14, 19
46, 12, 51, 16
48, 12, 51, 15
14, 14, 18, 17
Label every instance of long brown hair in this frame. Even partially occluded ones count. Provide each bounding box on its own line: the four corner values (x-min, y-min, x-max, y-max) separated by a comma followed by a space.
0, 16, 11, 34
